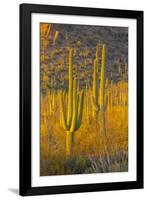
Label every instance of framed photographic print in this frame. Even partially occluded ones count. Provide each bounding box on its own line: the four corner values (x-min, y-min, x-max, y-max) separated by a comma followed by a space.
19, 3, 144, 196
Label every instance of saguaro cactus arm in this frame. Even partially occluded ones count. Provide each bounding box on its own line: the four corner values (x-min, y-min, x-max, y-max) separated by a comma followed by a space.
60, 91, 68, 130
93, 58, 99, 105
70, 79, 78, 133
76, 91, 84, 130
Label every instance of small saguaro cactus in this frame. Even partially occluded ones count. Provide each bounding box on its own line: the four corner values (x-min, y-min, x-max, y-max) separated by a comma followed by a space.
49, 90, 56, 115
53, 31, 59, 44
60, 48, 84, 156
46, 24, 52, 38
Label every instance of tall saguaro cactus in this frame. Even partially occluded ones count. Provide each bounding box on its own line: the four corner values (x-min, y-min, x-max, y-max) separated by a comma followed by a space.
99, 44, 106, 112
91, 44, 106, 132
91, 46, 99, 117
99, 45, 106, 134
60, 48, 84, 156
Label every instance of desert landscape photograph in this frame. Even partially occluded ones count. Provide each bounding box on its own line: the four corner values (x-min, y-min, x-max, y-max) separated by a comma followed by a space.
40, 22, 128, 176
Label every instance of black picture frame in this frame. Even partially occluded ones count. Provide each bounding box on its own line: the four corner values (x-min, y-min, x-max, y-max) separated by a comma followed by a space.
19, 3, 144, 196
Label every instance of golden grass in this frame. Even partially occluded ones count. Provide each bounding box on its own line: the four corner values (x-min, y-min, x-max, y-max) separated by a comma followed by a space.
40, 83, 128, 175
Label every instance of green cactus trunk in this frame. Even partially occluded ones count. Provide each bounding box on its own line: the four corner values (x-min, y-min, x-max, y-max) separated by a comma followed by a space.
99, 44, 106, 112
66, 131, 74, 156
99, 45, 106, 134
85, 85, 89, 122
67, 49, 73, 128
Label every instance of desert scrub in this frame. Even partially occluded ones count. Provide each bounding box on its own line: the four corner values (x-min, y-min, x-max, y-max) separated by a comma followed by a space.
85, 151, 128, 173
40, 156, 91, 176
